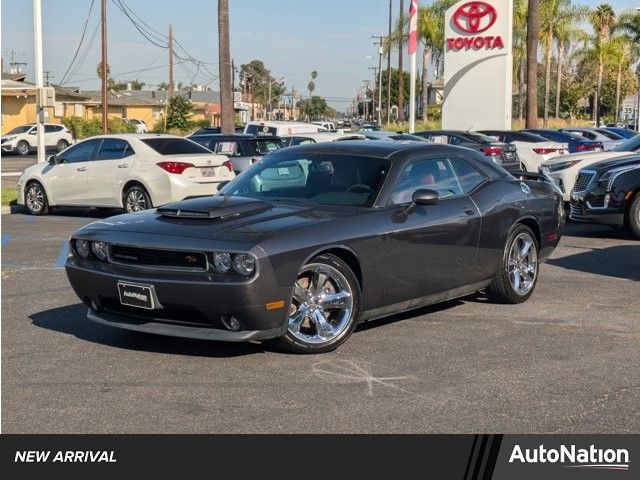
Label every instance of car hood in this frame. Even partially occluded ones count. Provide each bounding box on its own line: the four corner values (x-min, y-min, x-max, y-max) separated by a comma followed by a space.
542, 150, 620, 167
586, 154, 640, 173
77, 195, 353, 246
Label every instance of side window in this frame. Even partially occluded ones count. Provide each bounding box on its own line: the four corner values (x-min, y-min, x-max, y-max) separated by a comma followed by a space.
96, 139, 134, 160
44, 125, 61, 133
215, 141, 241, 156
391, 158, 463, 204
448, 135, 462, 146
59, 139, 100, 163
449, 158, 486, 193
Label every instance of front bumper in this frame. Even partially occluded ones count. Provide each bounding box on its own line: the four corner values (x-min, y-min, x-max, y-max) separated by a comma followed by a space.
65, 257, 292, 342
569, 201, 624, 227
1, 142, 16, 153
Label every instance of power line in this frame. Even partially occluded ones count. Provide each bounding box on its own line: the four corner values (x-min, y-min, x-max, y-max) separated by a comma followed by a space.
59, 0, 96, 85
63, 19, 100, 85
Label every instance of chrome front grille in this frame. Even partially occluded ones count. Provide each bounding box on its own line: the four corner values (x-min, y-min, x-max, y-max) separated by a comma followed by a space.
109, 245, 208, 272
572, 171, 595, 193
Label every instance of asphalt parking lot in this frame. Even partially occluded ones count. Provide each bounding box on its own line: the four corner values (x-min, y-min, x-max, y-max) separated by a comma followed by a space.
1, 209, 639, 433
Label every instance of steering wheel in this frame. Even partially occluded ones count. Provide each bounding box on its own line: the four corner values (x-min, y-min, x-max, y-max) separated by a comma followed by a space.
346, 184, 373, 194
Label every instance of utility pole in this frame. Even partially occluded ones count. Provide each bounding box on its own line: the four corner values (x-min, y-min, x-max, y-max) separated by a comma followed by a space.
33, 0, 45, 163
386, 0, 392, 124
398, 0, 405, 122
218, 0, 234, 134
44, 70, 54, 86
231, 58, 235, 99
101, 0, 108, 134
369, 66, 379, 123
372, 35, 385, 125
168, 24, 174, 100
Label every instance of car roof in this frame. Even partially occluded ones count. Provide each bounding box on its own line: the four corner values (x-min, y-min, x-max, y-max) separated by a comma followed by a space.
277, 140, 467, 159
190, 133, 282, 140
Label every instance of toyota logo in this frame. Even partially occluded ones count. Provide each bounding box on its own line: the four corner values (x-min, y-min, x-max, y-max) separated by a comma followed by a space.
453, 1, 497, 34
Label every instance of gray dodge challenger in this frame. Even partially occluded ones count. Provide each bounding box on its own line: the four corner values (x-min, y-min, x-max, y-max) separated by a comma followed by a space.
65, 142, 564, 353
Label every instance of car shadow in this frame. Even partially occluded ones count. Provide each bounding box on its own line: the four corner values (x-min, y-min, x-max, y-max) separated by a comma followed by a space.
29, 304, 270, 358
11, 207, 120, 219
563, 222, 636, 241
548, 245, 640, 281
356, 299, 465, 332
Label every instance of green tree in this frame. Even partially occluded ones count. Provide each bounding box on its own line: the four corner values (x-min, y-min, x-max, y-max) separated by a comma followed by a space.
129, 79, 145, 90
617, 9, 640, 43
591, 4, 616, 124
307, 70, 318, 98
240, 60, 285, 113
298, 95, 330, 120
166, 96, 193, 130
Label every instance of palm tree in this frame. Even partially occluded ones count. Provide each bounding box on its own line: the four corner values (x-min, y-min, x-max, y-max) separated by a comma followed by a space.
308, 70, 318, 98
553, 4, 589, 118
540, 0, 563, 126
218, 0, 234, 134
617, 9, 640, 43
512, 0, 528, 121
605, 36, 640, 123
591, 4, 616, 125
526, 0, 540, 128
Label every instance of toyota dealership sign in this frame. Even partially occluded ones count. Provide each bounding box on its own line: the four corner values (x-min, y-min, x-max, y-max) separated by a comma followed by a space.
442, 0, 513, 129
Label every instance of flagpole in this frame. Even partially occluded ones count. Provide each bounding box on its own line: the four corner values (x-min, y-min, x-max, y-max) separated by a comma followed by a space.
408, 0, 419, 133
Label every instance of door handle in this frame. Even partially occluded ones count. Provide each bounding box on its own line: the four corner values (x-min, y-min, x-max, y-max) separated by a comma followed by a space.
117, 164, 130, 169
76, 166, 87, 172
462, 207, 476, 216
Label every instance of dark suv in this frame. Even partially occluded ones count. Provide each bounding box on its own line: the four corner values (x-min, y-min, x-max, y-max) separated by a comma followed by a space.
570, 154, 640, 238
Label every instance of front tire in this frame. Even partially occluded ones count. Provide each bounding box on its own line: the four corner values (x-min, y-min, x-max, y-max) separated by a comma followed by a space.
16, 140, 30, 156
123, 185, 152, 213
56, 139, 69, 152
487, 224, 539, 304
627, 192, 640, 239
24, 181, 49, 215
278, 254, 361, 354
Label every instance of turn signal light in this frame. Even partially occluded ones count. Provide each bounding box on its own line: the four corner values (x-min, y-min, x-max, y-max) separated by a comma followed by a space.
156, 161, 195, 174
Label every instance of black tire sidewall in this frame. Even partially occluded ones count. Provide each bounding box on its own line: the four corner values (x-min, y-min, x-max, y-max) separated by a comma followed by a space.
280, 254, 361, 354
628, 194, 640, 239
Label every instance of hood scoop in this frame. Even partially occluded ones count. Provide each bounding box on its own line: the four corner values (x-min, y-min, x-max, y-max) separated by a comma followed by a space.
157, 196, 272, 220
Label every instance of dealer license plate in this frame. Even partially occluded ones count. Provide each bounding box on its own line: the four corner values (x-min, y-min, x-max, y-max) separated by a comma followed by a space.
117, 282, 155, 310
200, 167, 217, 177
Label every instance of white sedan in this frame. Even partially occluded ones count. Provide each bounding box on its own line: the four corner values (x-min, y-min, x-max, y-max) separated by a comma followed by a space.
17, 134, 235, 215
478, 130, 568, 172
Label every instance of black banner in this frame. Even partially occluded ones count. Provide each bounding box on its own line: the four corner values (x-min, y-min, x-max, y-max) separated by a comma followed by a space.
0, 434, 637, 479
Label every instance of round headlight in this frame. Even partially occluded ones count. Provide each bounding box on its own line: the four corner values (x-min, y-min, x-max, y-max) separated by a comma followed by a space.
213, 252, 232, 273
75, 240, 91, 259
91, 241, 108, 261
232, 253, 256, 277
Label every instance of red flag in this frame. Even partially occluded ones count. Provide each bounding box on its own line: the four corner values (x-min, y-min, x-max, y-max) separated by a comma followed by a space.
408, 0, 419, 55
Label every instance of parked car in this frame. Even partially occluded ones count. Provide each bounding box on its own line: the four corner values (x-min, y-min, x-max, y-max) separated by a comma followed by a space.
17, 134, 235, 215
124, 118, 147, 133
1, 123, 74, 156
569, 154, 640, 238
280, 132, 366, 147
523, 129, 603, 153
188, 134, 284, 174
243, 121, 322, 137
358, 124, 382, 132
311, 121, 336, 132
539, 134, 640, 202
414, 130, 521, 171
561, 127, 625, 150
478, 130, 568, 172
601, 127, 637, 139
361, 131, 429, 142
190, 126, 245, 135
64, 141, 563, 353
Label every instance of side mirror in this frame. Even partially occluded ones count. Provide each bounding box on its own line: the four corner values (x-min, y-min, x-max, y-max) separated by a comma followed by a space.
412, 189, 439, 206
47, 155, 57, 165
29, 130, 37, 135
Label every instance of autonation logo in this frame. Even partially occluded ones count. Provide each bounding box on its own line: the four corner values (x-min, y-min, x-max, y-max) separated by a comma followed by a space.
509, 444, 630, 471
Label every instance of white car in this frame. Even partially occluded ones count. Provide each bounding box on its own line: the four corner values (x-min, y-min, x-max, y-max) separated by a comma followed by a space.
539, 134, 640, 202
17, 134, 235, 215
125, 118, 147, 133
1, 123, 74, 156
243, 121, 322, 137
478, 130, 568, 172
311, 121, 336, 132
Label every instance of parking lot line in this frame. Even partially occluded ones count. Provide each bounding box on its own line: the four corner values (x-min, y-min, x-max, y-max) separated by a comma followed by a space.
1, 234, 11, 246
55, 242, 70, 268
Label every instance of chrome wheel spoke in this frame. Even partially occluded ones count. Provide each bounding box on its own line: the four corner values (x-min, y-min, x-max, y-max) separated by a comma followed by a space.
311, 309, 335, 339
519, 240, 533, 259
507, 232, 538, 296
319, 291, 351, 310
292, 283, 306, 302
288, 305, 308, 334
311, 270, 328, 294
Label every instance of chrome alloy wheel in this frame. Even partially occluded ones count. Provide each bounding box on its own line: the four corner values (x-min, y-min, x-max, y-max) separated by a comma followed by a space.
125, 190, 147, 212
288, 263, 354, 345
25, 184, 45, 213
507, 232, 538, 296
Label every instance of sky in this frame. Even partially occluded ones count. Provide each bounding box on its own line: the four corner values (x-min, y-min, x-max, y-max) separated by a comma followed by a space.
1, 0, 639, 111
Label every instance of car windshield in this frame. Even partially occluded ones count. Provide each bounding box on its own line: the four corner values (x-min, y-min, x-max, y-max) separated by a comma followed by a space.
220, 152, 391, 207
596, 129, 623, 140
251, 139, 284, 155
6, 125, 33, 134
141, 138, 211, 155
613, 135, 640, 152
459, 132, 497, 143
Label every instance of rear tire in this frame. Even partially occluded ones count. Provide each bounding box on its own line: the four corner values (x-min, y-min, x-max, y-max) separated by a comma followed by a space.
123, 184, 152, 213
627, 193, 640, 240
487, 224, 539, 304
278, 254, 361, 354
24, 181, 49, 215
56, 139, 69, 152
16, 140, 30, 156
